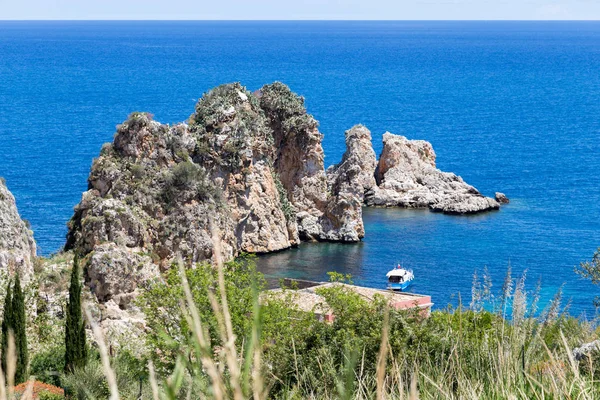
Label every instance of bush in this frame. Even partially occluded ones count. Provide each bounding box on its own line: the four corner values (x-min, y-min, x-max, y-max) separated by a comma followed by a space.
30, 345, 65, 386
139, 255, 263, 373
259, 82, 308, 122
61, 359, 109, 400
38, 390, 64, 400
272, 171, 295, 222
191, 83, 257, 127
161, 161, 221, 207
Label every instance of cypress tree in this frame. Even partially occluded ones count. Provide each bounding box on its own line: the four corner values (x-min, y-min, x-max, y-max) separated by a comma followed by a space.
1, 279, 13, 377
11, 274, 28, 384
65, 256, 87, 373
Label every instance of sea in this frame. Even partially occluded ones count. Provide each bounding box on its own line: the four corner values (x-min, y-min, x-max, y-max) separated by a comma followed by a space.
0, 21, 598, 315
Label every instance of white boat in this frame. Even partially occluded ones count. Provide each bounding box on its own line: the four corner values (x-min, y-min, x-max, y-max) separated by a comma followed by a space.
386, 265, 414, 291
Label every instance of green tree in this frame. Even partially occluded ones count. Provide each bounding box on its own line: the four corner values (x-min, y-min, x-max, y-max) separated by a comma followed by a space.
64, 256, 87, 373
1, 279, 13, 377
139, 255, 263, 372
576, 248, 600, 308
11, 274, 28, 384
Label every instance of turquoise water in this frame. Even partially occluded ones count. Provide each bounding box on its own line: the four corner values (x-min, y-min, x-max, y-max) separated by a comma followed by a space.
0, 21, 598, 314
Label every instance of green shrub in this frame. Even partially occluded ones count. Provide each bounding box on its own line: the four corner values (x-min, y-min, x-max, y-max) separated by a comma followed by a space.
30, 345, 65, 386
130, 163, 145, 180
38, 391, 64, 400
139, 255, 263, 373
272, 171, 295, 222
259, 82, 308, 122
62, 359, 110, 400
191, 83, 257, 127
161, 161, 221, 207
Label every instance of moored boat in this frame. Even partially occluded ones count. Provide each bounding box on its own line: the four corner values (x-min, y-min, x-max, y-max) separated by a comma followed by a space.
386, 265, 414, 291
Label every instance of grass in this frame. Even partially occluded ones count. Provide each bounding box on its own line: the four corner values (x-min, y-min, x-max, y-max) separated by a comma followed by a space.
78, 261, 600, 398
4, 241, 600, 399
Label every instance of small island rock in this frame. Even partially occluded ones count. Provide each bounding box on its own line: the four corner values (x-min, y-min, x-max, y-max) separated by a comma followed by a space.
366, 133, 500, 214
495, 192, 510, 204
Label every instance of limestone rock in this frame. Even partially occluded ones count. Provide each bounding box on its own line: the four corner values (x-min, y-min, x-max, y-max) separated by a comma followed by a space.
367, 133, 500, 214
259, 83, 364, 242
495, 192, 510, 204
573, 340, 600, 361
85, 243, 160, 309
65, 82, 503, 313
0, 178, 36, 280
324, 125, 378, 241
66, 82, 364, 308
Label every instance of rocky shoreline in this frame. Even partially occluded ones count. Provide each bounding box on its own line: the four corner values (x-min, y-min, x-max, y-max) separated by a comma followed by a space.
0, 81, 506, 331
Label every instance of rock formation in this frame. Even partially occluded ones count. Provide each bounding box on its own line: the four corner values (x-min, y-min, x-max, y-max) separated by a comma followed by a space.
64, 81, 505, 317
65, 82, 364, 310
365, 133, 500, 214
573, 340, 600, 361
325, 125, 378, 240
495, 192, 510, 204
0, 178, 36, 281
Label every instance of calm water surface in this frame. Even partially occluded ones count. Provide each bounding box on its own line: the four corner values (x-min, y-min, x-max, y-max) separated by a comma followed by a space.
0, 21, 598, 314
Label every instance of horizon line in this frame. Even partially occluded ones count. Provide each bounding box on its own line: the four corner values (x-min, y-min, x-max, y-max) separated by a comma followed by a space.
1, 18, 600, 22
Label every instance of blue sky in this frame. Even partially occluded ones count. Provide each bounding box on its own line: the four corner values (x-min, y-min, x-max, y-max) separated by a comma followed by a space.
1, 0, 599, 20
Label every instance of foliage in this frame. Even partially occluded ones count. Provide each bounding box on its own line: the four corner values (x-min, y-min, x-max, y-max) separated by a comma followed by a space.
13, 381, 64, 399
189, 83, 273, 169
11, 257, 600, 399
162, 161, 221, 208
272, 171, 295, 222
138, 255, 263, 373
11, 274, 29, 384
191, 83, 258, 127
61, 359, 110, 400
259, 82, 318, 140
576, 248, 600, 308
30, 345, 65, 387
38, 391, 64, 400
119, 112, 154, 132
62, 351, 152, 400
45, 258, 586, 400
65, 256, 87, 373
0, 279, 12, 377
259, 82, 308, 122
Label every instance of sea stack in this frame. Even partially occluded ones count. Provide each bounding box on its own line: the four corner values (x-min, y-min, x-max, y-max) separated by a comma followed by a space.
365, 133, 500, 214
64, 81, 505, 317
65, 82, 365, 311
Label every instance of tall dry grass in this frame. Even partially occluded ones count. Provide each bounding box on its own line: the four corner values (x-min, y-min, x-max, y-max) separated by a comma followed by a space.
11, 226, 596, 399
76, 263, 600, 400
0, 331, 36, 400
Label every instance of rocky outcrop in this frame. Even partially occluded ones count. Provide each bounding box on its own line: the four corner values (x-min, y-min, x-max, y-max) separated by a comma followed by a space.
495, 192, 510, 204
66, 82, 363, 308
258, 84, 369, 242
573, 340, 600, 361
65, 82, 504, 313
324, 125, 378, 240
366, 133, 500, 214
0, 178, 36, 280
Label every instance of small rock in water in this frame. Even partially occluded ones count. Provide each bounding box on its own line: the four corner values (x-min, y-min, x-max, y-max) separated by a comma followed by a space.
495, 192, 510, 204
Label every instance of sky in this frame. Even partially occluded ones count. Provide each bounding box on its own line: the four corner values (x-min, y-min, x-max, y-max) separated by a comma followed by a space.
1, 0, 599, 20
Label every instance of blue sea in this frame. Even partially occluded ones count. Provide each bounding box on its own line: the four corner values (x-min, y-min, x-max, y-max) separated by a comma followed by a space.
1, 21, 599, 315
